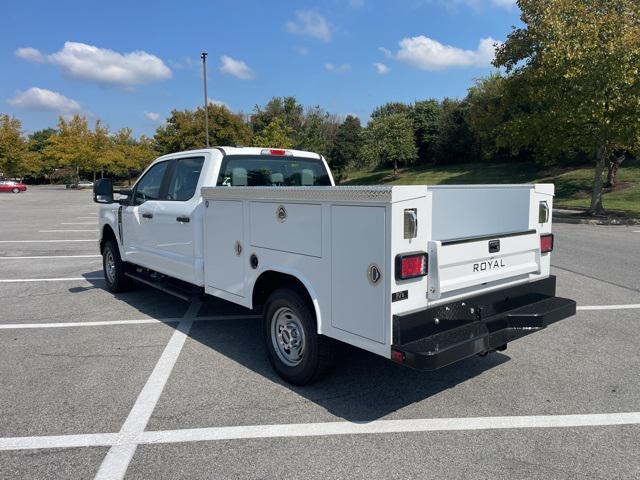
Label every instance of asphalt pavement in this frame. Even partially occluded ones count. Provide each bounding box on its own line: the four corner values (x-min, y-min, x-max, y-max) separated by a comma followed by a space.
0, 186, 639, 479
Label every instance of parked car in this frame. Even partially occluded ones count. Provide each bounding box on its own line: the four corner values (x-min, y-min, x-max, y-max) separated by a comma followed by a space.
93, 147, 576, 385
66, 180, 94, 189
0, 180, 27, 193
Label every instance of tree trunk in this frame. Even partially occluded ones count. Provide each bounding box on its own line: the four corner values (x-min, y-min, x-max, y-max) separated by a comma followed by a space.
127, 171, 132, 187
604, 152, 624, 188
393, 159, 398, 177
588, 145, 607, 216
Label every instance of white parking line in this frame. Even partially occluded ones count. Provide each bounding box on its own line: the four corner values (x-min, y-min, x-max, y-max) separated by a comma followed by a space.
0, 277, 104, 283
0, 314, 261, 329
39, 229, 98, 233
94, 302, 200, 480
0, 239, 96, 243
0, 255, 101, 260
61, 222, 96, 225
2, 411, 640, 453
578, 304, 640, 311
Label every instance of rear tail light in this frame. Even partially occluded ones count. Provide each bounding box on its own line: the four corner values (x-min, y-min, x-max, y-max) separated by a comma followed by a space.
540, 233, 554, 253
391, 349, 406, 363
395, 252, 428, 280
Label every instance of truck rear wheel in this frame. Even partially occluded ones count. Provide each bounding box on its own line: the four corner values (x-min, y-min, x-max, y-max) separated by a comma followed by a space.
102, 240, 133, 293
263, 288, 333, 385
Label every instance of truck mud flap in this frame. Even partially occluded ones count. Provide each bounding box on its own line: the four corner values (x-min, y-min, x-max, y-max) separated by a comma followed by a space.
391, 276, 576, 370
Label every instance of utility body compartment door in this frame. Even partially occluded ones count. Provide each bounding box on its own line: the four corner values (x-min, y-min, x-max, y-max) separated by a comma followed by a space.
204, 200, 245, 298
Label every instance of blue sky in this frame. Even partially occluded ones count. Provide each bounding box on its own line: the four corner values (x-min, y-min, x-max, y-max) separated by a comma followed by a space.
2, 0, 520, 137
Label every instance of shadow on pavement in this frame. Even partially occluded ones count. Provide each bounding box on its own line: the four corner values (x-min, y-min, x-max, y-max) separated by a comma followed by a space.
78, 270, 509, 422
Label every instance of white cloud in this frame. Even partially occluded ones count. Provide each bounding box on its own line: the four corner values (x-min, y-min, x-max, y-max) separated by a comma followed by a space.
324, 63, 351, 73
285, 10, 332, 42
145, 111, 161, 122
8, 87, 80, 113
220, 55, 254, 79
207, 98, 229, 108
395, 36, 500, 70
15, 42, 172, 87
489, 0, 516, 8
15, 47, 45, 62
379, 47, 392, 59
373, 62, 390, 74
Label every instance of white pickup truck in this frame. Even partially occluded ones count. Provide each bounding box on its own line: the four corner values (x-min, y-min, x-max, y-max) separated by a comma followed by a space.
93, 146, 575, 385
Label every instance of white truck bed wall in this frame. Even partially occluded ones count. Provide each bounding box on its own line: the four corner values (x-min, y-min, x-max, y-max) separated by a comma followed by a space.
200, 184, 554, 357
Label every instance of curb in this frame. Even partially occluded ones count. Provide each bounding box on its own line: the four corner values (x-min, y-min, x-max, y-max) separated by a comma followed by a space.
553, 212, 640, 226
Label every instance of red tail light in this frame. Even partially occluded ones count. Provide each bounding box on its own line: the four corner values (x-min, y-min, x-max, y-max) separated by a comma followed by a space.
261, 148, 289, 156
395, 252, 428, 280
540, 233, 554, 253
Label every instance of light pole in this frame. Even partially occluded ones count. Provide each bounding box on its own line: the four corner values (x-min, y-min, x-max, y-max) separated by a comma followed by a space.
201, 51, 210, 148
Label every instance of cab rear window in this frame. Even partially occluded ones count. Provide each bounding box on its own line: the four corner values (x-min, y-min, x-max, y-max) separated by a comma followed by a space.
217, 156, 331, 187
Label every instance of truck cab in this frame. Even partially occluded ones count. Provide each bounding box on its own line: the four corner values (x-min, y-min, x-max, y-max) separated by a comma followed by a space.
94, 147, 575, 385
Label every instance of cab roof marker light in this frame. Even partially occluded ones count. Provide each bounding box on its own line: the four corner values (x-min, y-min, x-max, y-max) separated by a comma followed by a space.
261, 149, 292, 156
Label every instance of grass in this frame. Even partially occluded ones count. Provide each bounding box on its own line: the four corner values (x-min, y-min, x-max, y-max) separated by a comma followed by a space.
341, 162, 640, 217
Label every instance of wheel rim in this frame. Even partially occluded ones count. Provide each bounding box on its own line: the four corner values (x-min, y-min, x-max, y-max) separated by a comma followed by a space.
105, 249, 116, 284
271, 307, 306, 367
12, 188, 19, 193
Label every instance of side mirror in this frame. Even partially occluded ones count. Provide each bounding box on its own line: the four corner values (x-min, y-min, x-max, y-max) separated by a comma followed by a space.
117, 190, 132, 206
93, 178, 114, 204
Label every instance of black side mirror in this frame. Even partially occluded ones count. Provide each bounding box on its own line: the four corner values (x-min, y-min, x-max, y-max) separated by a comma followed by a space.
93, 178, 114, 204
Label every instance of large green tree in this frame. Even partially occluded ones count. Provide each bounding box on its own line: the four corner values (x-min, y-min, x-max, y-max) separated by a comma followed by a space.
154, 104, 252, 154
45, 115, 95, 182
411, 100, 442, 164
0, 114, 32, 178
494, 0, 640, 214
251, 118, 294, 148
360, 112, 417, 174
330, 115, 362, 175
251, 96, 304, 142
296, 107, 340, 159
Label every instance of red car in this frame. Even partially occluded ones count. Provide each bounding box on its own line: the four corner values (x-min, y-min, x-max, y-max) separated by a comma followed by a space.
0, 180, 27, 193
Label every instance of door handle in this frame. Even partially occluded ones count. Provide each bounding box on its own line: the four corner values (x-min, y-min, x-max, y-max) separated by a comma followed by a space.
142, 212, 153, 219
176, 216, 190, 223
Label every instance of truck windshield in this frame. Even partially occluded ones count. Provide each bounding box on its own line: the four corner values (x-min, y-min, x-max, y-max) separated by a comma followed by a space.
216, 155, 331, 187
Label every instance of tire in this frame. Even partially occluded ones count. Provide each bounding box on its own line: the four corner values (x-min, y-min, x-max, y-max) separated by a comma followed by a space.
263, 287, 334, 385
12, 188, 20, 193
102, 240, 134, 293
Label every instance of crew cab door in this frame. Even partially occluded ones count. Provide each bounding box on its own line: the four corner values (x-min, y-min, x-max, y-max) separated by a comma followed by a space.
122, 160, 171, 268
150, 156, 205, 284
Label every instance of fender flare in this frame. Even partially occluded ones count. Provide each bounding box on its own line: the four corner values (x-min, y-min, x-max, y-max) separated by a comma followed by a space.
251, 265, 325, 334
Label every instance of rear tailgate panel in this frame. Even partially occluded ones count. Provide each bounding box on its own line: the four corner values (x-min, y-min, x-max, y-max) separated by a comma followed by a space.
428, 230, 540, 299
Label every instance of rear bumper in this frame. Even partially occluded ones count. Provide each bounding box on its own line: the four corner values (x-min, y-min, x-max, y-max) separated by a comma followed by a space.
391, 276, 576, 370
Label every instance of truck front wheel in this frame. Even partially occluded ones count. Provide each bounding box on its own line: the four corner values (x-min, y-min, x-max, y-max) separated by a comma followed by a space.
263, 288, 333, 385
102, 240, 133, 293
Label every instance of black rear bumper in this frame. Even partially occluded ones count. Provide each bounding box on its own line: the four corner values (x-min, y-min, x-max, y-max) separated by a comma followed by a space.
391, 276, 576, 370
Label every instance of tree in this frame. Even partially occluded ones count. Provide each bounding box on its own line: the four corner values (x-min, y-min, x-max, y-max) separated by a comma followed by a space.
251, 96, 304, 142
411, 100, 442, 164
0, 114, 31, 178
154, 104, 252, 154
370, 102, 412, 120
494, 0, 640, 214
296, 106, 340, 159
27, 128, 57, 180
252, 118, 294, 148
435, 98, 480, 165
45, 115, 94, 182
109, 129, 156, 185
330, 115, 362, 175
360, 112, 417, 174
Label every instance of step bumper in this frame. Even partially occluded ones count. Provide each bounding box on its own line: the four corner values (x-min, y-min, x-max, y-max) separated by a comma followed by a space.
391, 276, 576, 370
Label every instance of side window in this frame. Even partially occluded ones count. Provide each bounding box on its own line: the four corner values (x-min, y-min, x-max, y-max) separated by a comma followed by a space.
166, 157, 205, 201
133, 161, 169, 205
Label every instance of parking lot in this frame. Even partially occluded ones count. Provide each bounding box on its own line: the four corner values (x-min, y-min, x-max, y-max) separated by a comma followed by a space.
1, 185, 639, 479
